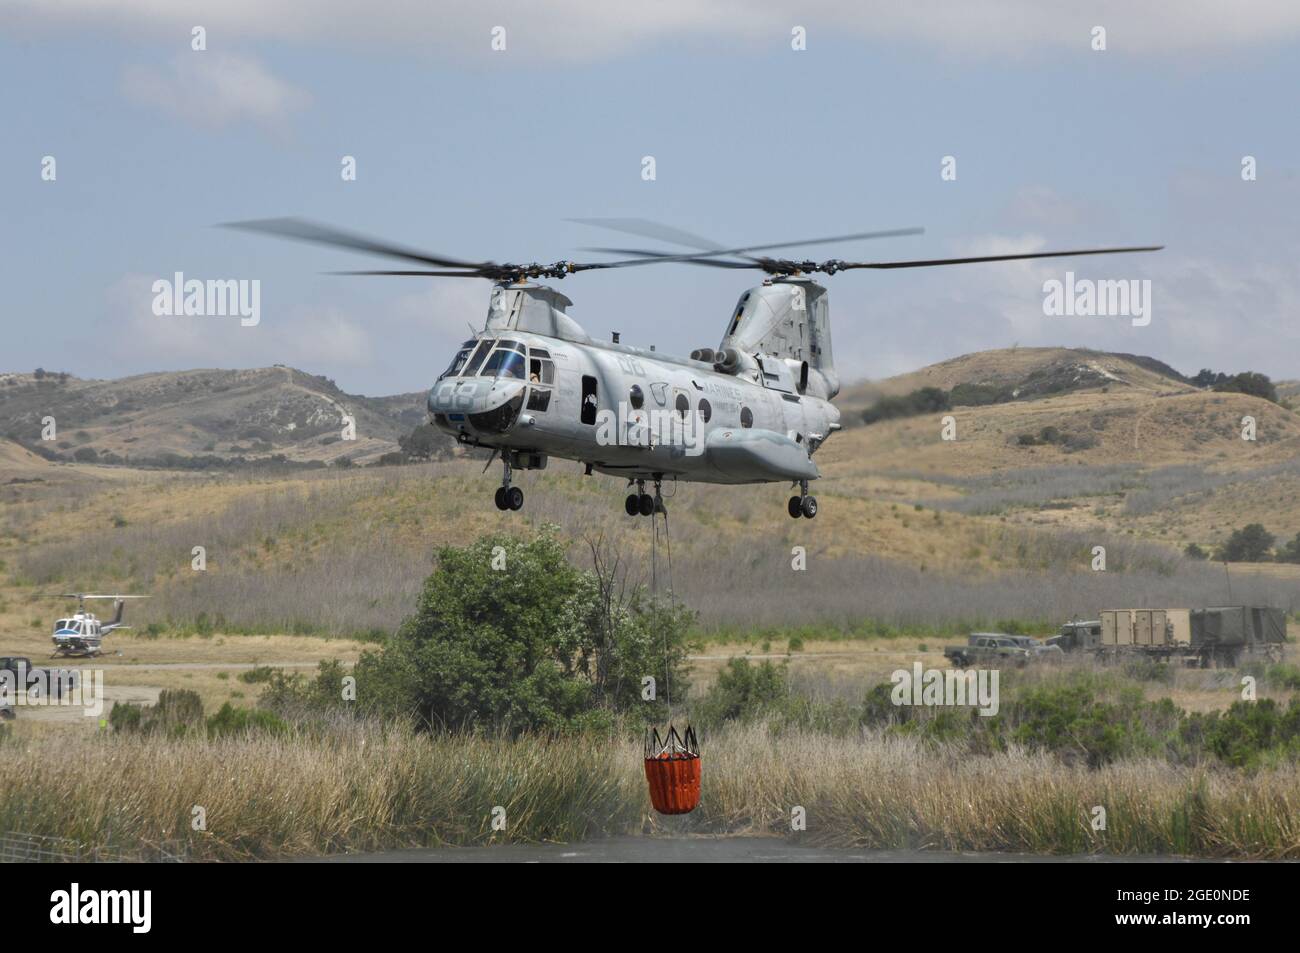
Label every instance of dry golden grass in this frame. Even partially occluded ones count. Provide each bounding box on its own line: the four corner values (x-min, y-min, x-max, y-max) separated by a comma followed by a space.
2, 720, 1297, 859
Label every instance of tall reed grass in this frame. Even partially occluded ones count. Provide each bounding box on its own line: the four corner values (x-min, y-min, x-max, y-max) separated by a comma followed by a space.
2, 720, 1296, 859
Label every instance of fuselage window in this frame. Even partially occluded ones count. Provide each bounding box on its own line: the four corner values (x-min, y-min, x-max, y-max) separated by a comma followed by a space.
699, 398, 712, 423
526, 347, 555, 413
674, 393, 690, 419
629, 384, 644, 409
581, 375, 598, 425
528, 357, 555, 385
740, 406, 753, 428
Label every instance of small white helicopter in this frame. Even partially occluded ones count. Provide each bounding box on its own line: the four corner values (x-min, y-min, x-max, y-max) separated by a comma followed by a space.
48, 593, 147, 657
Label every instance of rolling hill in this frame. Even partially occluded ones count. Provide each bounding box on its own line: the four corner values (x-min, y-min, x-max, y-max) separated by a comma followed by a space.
0, 367, 430, 466
835, 347, 1193, 421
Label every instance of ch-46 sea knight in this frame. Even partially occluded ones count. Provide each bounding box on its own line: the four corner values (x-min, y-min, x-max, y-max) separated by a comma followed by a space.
227, 217, 1159, 519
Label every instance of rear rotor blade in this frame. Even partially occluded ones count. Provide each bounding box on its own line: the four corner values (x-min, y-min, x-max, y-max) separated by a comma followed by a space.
834, 245, 1164, 271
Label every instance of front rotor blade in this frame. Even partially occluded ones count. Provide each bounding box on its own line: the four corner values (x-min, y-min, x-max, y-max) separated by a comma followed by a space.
221, 217, 492, 271
573, 224, 925, 267
568, 217, 728, 252
327, 269, 492, 277
836, 245, 1164, 270
574, 248, 760, 269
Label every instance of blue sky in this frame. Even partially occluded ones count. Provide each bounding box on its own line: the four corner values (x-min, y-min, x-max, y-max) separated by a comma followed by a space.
4, 1, 1300, 395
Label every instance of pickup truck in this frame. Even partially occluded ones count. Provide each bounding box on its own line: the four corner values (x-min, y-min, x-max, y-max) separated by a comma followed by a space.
0, 657, 79, 717
944, 634, 1062, 667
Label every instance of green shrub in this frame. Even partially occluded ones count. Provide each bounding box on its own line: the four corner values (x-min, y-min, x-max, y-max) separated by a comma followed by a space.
861, 387, 951, 425
206, 703, 289, 738
239, 665, 278, 684
110, 689, 205, 737
695, 658, 792, 725
350, 528, 692, 734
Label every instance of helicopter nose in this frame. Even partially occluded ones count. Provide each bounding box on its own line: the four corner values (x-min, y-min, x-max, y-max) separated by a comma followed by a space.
427, 378, 526, 435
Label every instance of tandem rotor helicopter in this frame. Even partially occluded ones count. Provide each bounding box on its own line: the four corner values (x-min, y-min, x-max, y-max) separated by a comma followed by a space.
228, 217, 1160, 519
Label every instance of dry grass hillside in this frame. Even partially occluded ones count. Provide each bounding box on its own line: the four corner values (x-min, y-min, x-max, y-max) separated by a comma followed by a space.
3, 346, 1297, 661
0, 368, 429, 466
837, 347, 1191, 419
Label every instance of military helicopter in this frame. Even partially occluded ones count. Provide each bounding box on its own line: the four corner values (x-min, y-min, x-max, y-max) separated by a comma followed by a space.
48, 593, 147, 657
227, 218, 1159, 518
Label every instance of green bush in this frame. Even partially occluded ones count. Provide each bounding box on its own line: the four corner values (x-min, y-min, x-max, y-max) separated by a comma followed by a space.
207, 703, 289, 738
1185, 699, 1300, 769
110, 688, 205, 737
350, 529, 692, 734
861, 387, 951, 425
695, 658, 790, 724
239, 665, 278, 684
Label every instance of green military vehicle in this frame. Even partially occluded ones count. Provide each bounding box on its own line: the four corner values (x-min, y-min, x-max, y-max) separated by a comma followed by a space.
1046, 607, 1286, 667
1045, 619, 1103, 654
1188, 606, 1286, 667
944, 633, 1060, 667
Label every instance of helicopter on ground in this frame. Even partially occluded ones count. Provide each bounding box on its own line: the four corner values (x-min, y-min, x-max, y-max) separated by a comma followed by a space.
227, 217, 1160, 519
48, 593, 147, 657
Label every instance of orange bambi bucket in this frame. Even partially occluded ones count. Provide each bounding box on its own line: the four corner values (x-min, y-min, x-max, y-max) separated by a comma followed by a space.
644, 725, 701, 815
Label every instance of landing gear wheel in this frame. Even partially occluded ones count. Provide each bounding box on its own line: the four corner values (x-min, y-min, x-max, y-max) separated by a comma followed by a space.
494, 487, 508, 511
800, 495, 818, 519
638, 493, 655, 517
506, 486, 524, 511
625, 494, 640, 517
788, 496, 803, 519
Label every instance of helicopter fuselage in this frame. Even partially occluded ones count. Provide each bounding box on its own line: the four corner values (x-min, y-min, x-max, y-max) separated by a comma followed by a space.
427, 328, 840, 486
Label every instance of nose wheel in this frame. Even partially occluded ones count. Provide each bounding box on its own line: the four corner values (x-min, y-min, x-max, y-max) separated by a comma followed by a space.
494, 458, 524, 511
788, 480, 817, 519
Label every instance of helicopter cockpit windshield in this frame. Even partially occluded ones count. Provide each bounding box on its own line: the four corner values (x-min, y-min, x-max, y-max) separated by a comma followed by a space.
55, 618, 77, 633
480, 341, 527, 380
438, 340, 477, 381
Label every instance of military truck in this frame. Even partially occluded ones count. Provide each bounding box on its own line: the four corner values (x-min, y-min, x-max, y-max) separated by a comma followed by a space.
945, 633, 1048, 668
1059, 607, 1286, 667
1187, 606, 1286, 667
1046, 619, 1103, 653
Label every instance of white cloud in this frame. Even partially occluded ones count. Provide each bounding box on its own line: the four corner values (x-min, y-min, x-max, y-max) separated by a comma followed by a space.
13, 1, 1300, 61
100, 272, 499, 391
121, 53, 310, 128
107, 273, 372, 371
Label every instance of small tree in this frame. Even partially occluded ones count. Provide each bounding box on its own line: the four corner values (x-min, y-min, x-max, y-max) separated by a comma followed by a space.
354, 528, 691, 733
1218, 523, 1275, 562
1277, 533, 1300, 564
1214, 371, 1278, 403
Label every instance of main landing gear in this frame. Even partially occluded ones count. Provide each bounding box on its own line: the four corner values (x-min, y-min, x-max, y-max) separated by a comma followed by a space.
788, 479, 817, 519
493, 457, 524, 511
625, 477, 665, 517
